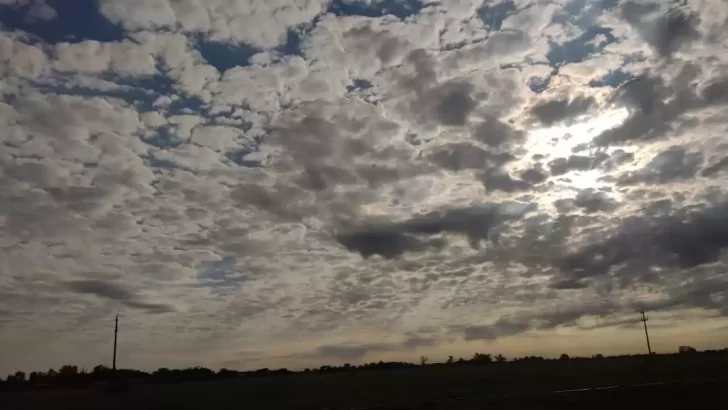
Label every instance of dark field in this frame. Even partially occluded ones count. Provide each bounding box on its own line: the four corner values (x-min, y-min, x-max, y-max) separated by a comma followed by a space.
3, 354, 728, 409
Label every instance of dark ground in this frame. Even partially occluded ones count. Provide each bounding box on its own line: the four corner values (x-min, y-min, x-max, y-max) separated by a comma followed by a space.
3, 354, 728, 409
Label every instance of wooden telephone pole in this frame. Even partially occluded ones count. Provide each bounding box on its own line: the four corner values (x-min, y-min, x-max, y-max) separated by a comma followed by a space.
640, 309, 652, 355
113, 314, 118, 371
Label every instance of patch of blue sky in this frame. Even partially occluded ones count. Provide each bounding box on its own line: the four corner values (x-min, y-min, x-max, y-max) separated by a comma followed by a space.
197, 256, 247, 289
328, 0, 429, 19
29, 71, 207, 116
347, 79, 373, 93
547, 0, 621, 69
225, 147, 265, 168
276, 29, 304, 57
141, 125, 187, 150
194, 34, 261, 73
589, 69, 633, 88
0, 0, 124, 44
140, 154, 191, 173
30, 81, 157, 110
546, 26, 617, 67
528, 76, 552, 94
477, 0, 517, 31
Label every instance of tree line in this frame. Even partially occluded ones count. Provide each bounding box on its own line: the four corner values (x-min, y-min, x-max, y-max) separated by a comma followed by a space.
1, 347, 718, 393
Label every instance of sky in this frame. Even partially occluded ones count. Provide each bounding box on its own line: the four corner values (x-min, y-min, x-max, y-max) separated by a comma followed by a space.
1, 0, 728, 376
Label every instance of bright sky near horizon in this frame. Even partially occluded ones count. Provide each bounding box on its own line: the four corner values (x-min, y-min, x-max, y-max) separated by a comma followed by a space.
1, 0, 728, 376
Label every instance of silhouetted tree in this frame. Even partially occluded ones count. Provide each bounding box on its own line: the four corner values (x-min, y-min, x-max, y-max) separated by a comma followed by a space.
592, 354, 604, 359
559, 354, 570, 360
59, 365, 79, 379
472, 353, 492, 363
217, 368, 238, 379
446, 356, 454, 364
6, 371, 26, 384
495, 354, 507, 363
679, 346, 697, 354
420, 356, 429, 366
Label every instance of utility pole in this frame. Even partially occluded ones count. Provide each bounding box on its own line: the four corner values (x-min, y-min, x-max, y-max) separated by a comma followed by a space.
113, 314, 118, 371
640, 309, 652, 355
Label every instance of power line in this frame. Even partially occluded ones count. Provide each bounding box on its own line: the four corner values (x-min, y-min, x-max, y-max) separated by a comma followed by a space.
640, 309, 652, 355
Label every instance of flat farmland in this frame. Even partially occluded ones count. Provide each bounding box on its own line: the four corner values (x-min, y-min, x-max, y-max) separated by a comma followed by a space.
3, 354, 728, 409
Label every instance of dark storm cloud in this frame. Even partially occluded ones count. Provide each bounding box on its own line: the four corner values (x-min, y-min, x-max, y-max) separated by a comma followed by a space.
530, 96, 595, 126
295, 164, 359, 191
337, 202, 536, 257
702, 76, 728, 105
428, 143, 490, 171
462, 302, 617, 340
427, 142, 512, 171
622, 2, 700, 57
549, 155, 594, 176
594, 66, 728, 146
66, 280, 174, 314
597, 149, 634, 171
557, 201, 728, 282
616, 146, 703, 186
337, 229, 444, 259
617, 75, 665, 113
701, 156, 728, 177
519, 168, 547, 184
398, 48, 437, 93
666, 277, 728, 316
397, 50, 479, 126
432, 81, 476, 126
573, 189, 619, 213
481, 168, 533, 193
473, 117, 525, 148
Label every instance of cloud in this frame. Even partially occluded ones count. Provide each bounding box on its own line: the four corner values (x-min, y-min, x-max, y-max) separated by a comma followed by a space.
66, 280, 174, 314
481, 168, 534, 193
622, 2, 701, 57
462, 301, 629, 341
473, 117, 525, 148
296, 334, 437, 361
617, 146, 703, 186
314, 343, 392, 360
98, 0, 329, 49
530, 96, 595, 125
557, 200, 728, 281
337, 202, 536, 257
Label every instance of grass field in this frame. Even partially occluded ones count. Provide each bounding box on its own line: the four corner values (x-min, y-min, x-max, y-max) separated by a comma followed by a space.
3, 353, 728, 409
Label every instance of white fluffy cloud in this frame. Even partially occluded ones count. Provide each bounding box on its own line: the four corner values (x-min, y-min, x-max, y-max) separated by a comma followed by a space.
98, 0, 329, 48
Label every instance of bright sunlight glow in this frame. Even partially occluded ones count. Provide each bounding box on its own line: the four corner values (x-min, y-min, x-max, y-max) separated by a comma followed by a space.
519, 107, 631, 192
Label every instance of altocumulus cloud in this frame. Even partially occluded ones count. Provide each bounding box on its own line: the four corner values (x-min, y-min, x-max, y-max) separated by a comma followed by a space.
2, 0, 728, 375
